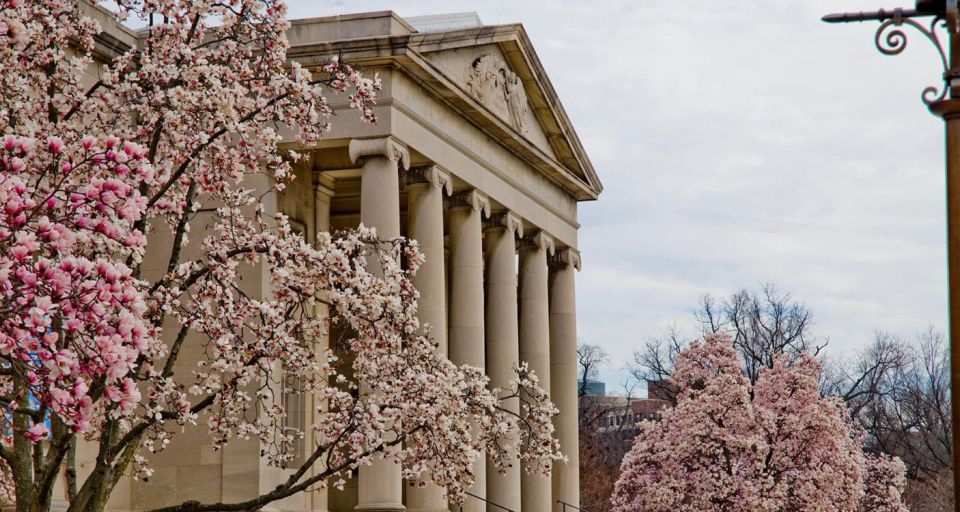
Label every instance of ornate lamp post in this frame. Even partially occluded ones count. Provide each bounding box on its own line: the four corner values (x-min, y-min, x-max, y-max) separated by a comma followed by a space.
823, 0, 960, 503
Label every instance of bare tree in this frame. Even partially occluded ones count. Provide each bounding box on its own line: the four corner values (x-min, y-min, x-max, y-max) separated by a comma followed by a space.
626, 285, 950, 510
576, 343, 641, 512
629, 326, 682, 383
578, 343, 609, 398
904, 469, 953, 512
825, 327, 953, 510
854, 328, 952, 475
630, 284, 825, 400
577, 344, 611, 433
699, 284, 826, 383
822, 331, 910, 418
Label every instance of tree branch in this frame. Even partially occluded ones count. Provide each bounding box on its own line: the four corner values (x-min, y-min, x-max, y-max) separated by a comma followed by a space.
145, 425, 424, 512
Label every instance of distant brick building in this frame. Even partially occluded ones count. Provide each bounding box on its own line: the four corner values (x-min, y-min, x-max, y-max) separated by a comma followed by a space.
646, 378, 679, 402
580, 395, 671, 432
578, 391, 671, 512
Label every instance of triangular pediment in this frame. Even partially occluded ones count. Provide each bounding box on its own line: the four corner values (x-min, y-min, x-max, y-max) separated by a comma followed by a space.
408, 26, 602, 200
285, 15, 602, 200
423, 45, 558, 161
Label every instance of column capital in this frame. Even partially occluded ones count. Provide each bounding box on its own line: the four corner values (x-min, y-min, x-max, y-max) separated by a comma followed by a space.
485, 211, 523, 238
314, 178, 335, 201
551, 247, 581, 271
407, 165, 453, 196
449, 189, 491, 217
348, 136, 410, 170
521, 230, 555, 256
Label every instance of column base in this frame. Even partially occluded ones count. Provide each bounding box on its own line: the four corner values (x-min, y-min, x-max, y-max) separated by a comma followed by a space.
354, 504, 406, 512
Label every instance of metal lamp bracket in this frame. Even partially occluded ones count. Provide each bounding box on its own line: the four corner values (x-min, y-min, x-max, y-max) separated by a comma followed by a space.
893, 7, 907, 24
874, 8, 951, 104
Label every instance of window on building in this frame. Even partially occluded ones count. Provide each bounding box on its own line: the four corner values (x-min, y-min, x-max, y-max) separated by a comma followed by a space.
282, 373, 306, 467
280, 216, 308, 468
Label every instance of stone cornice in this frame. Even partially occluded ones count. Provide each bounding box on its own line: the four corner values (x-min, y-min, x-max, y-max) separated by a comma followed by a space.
398, 49, 599, 201
410, 26, 602, 198
90, 11, 601, 201
484, 212, 523, 238
449, 190, 491, 217
285, 29, 602, 201
82, 3, 140, 59
407, 165, 453, 196
348, 136, 410, 170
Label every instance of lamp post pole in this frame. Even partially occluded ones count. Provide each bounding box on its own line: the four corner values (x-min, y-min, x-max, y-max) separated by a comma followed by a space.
935, 47, 960, 512
824, 1, 960, 505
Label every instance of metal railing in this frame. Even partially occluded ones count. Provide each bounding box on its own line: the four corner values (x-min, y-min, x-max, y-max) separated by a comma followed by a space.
456, 492, 514, 512
557, 500, 589, 512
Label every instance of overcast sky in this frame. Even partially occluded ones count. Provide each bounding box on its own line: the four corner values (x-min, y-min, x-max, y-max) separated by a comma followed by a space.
288, 0, 949, 388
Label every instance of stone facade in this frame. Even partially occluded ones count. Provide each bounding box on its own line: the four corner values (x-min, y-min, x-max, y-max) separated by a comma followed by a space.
68, 8, 601, 512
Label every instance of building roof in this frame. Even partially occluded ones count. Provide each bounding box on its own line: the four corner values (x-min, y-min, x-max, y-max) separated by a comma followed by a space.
285, 11, 603, 200
405, 12, 484, 32
87, 7, 603, 201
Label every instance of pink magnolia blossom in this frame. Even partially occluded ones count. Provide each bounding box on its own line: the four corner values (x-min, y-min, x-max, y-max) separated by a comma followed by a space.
0, 461, 12, 505
610, 334, 908, 512
23, 423, 48, 442
0, 1, 562, 510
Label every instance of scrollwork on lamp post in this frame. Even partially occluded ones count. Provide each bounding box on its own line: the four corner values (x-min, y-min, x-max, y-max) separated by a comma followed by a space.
825, 1, 958, 103
878, 12, 951, 102
823, 0, 960, 503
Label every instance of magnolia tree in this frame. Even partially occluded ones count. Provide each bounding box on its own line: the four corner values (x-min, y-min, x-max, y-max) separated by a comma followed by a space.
611, 334, 908, 512
0, 2, 563, 512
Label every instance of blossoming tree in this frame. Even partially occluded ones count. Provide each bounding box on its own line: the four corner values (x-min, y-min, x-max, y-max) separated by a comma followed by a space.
611, 334, 907, 512
0, 2, 563, 512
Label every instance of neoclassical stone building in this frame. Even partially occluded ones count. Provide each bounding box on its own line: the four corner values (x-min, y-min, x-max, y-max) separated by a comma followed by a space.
78, 8, 601, 512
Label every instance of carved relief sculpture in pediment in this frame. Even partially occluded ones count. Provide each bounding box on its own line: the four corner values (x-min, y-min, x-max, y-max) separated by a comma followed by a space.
467, 54, 500, 101
466, 54, 529, 134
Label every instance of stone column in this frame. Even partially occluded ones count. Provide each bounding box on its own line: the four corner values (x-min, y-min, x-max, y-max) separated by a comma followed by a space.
315, 178, 335, 236
351, 137, 409, 239
447, 190, 490, 512
405, 166, 452, 512
484, 212, 523, 512
406, 165, 453, 357
349, 137, 410, 512
519, 231, 555, 512
313, 178, 335, 512
549, 248, 581, 512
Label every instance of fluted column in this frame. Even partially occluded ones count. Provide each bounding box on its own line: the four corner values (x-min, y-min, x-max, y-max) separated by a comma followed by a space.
519, 231, 555, 512
484, 212, 523, 512
407, 166, 453, 357
447, 190, 490, 512
313, 178, 335, 512
549, 248, 581, 512
349, 137, 410, 512
351, 137, 409, 239
405, 166, 452, 512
